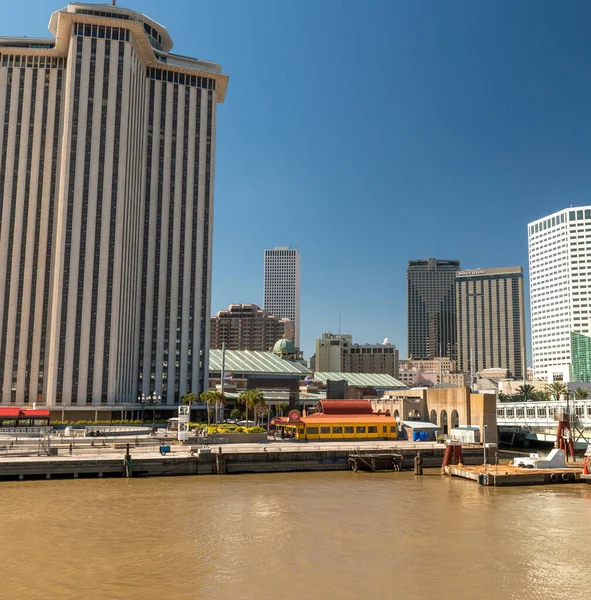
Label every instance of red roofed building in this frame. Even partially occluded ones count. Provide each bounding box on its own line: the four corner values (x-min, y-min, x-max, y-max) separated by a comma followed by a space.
271, 399, 398, 440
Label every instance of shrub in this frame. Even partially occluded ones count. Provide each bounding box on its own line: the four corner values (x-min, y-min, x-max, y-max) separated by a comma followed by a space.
246, 426, 266, 434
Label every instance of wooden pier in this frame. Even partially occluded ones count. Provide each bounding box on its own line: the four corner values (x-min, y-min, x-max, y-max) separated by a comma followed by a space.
348, 452, 403, 472
445, 464, 585, 486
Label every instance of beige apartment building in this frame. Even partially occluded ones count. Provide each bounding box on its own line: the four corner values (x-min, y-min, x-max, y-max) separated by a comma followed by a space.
210, 304, 294, 351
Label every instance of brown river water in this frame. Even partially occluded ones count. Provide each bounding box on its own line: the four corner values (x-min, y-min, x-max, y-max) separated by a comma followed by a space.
1, 471, 591, 600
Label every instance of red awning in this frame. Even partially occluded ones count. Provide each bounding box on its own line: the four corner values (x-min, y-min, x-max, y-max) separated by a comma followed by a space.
0, 408, 21, 418
21, 410, 50, 418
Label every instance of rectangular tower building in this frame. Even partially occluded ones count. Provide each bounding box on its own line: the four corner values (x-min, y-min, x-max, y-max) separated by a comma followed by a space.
0, 3, 228, 407
264, 247, 300, 347
528, 207, 591, 382
407, 258, 460, 360
210, 304, 294, 351
456, 267, 526, 379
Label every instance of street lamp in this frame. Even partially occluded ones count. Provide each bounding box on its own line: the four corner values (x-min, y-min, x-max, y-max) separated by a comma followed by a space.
483, 423, 488, 470
138, 393, 161, 427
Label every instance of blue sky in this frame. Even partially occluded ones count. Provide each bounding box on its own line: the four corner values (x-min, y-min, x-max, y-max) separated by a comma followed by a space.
7, 1, 591, 360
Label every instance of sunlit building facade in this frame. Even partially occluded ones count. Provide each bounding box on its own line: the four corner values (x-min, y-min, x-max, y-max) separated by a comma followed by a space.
0, 3, 228, 407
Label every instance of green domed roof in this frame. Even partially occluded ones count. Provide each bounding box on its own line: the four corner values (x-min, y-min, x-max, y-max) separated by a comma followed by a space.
273, 338, 297, 354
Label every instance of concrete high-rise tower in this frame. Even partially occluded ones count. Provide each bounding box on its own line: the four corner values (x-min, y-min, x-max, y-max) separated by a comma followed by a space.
456, 267, 526, 379
407, 258, 460, 360
264, 247, 300, 347
0, 3, 228, 408
528, 207, 591, 382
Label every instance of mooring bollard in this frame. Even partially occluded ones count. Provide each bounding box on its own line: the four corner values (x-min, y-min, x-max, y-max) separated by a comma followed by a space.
414, 451, 423, 476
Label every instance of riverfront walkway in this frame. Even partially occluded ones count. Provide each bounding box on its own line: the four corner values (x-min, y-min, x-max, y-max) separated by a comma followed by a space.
0, 438, 447, 460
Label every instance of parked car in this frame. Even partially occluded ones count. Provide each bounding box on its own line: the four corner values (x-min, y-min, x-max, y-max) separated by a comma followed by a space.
237, 420, 255, 427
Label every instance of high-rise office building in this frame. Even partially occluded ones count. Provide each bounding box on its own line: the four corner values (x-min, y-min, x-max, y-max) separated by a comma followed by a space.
0, 3, 228, 407
264, 247, 300, 346
528, 207, 591, 382
210, 304, 294, 351
407, 258, 460, 360
456, 267, 526, 379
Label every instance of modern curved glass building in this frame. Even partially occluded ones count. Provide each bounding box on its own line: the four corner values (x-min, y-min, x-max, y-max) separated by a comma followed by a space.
0, 3, 228, 409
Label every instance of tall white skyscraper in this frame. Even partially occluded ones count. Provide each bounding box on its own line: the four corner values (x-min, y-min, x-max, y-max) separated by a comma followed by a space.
0, 3, 228, 408
528, 207, 591, 382
264, 247, 301, 347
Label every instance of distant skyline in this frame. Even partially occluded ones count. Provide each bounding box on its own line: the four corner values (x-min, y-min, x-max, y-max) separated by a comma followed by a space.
7, 1, 591, 359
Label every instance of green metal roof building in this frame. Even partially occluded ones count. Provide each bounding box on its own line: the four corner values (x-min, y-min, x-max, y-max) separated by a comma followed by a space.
209, 349, 310, 377
312, 372, 405, 389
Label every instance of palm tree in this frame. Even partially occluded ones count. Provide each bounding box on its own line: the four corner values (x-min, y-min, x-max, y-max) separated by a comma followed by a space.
277, 402, 290, 417
181, 391, 197, 422
238, 391, 250, 426
238, 389, 265, 426
546, 382, 568, 401
211, 390, 226, 424
516, 384, 535, 402
531, 389, 550, 402
200, 391, 225, 427
574, 387, 590, 400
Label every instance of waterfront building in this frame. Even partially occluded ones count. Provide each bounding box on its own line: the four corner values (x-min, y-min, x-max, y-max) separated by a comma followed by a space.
407, 258, 460, 360
264, 247, 300, 347
210, 304, 294, 351
456, 267, 526, 380
528, 207, 591, 382
271, 400, 399, 440
375, 386, 498, 443
314, 332, 399, 377
0, 3, 228, 407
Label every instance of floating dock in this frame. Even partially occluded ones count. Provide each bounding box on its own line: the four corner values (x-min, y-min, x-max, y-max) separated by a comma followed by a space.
444, 463, 585, 486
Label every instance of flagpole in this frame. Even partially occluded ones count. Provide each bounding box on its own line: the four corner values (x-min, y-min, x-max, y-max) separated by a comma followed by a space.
220, 341, 226, 423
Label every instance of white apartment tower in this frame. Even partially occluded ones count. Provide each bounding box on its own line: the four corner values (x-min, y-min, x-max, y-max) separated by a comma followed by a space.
264, 247, 301, 347
528, 207, 591, 382
0, 3, 228, 407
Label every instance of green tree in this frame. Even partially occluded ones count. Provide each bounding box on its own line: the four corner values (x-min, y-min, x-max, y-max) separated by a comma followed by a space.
546, 382, 568, 401
516, 384, 535, 402
230, 408, 241, 420
574, 387, 590, 400
277, 402, 290, 417
181, 391, 197, 421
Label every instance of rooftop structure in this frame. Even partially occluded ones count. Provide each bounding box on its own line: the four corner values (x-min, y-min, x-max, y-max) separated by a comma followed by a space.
312, 372, 404, 388
208, 350, 310, 376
